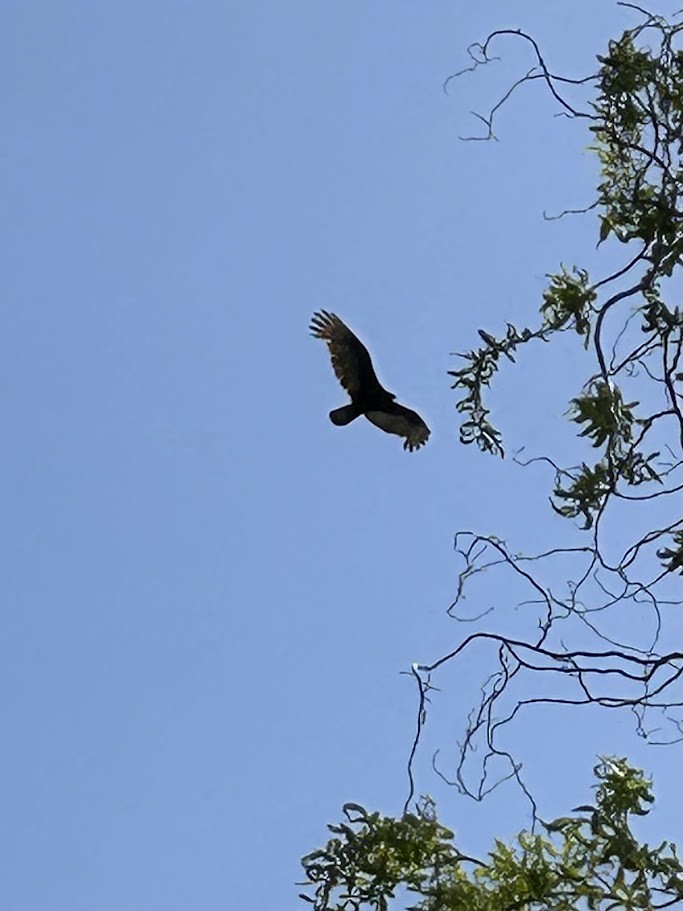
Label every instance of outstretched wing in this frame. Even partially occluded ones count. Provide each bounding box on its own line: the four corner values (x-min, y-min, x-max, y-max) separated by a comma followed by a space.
365, 403, 431, 452
310, 310, 386, 397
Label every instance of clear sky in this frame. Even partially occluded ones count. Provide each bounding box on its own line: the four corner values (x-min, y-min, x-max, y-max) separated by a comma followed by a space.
4, 2, 681, 909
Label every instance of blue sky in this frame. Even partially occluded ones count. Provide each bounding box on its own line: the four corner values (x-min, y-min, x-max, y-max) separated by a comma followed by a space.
4, 2, 681, 908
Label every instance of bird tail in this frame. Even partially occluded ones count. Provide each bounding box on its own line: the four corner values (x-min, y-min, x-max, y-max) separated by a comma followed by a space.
329, 404, 360, 426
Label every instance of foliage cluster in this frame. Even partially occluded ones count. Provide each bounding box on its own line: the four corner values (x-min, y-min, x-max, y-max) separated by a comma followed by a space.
301, 760, 682, 911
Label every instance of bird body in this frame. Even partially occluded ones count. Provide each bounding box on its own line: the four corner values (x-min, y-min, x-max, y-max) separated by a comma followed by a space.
310, 310, 430, 451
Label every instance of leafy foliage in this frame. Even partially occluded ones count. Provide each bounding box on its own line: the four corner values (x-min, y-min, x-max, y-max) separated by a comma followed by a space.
450, 10, 683, 532
656, 528, 683, 574
300, 760, 682, 911
541, 266, 596, 341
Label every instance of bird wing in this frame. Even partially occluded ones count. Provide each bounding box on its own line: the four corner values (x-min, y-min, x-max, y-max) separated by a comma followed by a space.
365, 403, 431, 451
310, 310, 385, 397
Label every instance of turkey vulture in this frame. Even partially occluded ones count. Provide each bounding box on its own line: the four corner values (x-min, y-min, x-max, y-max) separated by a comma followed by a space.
310, 310, 430, 451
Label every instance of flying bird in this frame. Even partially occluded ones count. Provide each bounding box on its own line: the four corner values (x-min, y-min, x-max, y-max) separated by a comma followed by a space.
310, 310, 430, 451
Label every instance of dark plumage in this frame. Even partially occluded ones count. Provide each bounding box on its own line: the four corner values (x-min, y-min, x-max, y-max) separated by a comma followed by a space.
310, 310, 430, 451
